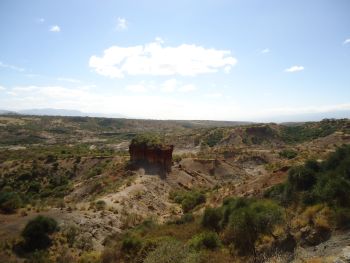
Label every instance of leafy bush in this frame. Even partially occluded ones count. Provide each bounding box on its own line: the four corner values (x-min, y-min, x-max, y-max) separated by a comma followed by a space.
202, 129, 224, 147
224, 199, 284, 256
0, 191, 22, 213
121, 235, 142, 254
288, 163, 317, 191
279, 149, 297, 159
171, 213, 194, 225
189, 232, 221, 250
170, 190, 206, 212
130, 134, 163, 148
333, 207, 350, 229
21, 215, 58, 251
201, 207, 222, 231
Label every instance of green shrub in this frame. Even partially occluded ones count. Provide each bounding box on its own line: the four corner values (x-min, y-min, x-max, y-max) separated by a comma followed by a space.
333, 207, 350, 229
189, 232, 221, 250
130, 134, 163, 148
0, 191, 22, 213
268, 145, 350, 212
170, 190, 206, 213
224, 199, 283, 256
279, 149, 297, 159
171, 213, 194, 225
121, 236, 142, 254
312, 173, 350, 207
288, 165, 317, 191
201, 207, 222, 231
95, 200, 106, 211
21, 215, 58, 251
203, 129, 224, 147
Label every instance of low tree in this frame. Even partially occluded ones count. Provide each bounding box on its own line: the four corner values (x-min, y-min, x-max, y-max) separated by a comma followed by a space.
224, 200, 284, 257
21, 215, 58, 251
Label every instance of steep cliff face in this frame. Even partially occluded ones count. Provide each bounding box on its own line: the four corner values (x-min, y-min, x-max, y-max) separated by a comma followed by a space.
129, 143, 174, 175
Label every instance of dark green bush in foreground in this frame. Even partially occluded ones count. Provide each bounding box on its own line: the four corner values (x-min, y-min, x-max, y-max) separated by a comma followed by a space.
21, 215, 58, 251
202, 198, 284, 256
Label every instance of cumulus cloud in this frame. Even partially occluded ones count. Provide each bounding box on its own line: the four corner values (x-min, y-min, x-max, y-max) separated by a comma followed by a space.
117, 17, 128, 31
161, 79, 177, 92
126, 84, 147, 93
57, 77, 81, 83
204, 93, 223, 98
343, 39, 350, 45
89, 40, 237, 78
178, 84, 196, 92
49, 25, 61, 32
285, 65, 304, 73
125, 79, 196, 93
0, 61, 25, 72
0, 85, 5, 91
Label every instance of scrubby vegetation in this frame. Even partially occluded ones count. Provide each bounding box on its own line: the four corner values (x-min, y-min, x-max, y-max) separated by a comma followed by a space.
201, 128, 225, 147
266, 145, 350, 209
281, 119, 348, 143
21, 216, 58, 251
1, 115, 350, 262
169, 190, 206, 212
100, 197, 284, 263
130, 134, 164, 148
279, 149, 298, 159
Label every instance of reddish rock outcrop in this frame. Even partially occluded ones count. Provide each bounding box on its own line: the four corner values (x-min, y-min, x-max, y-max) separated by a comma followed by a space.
129, 143, 174, 175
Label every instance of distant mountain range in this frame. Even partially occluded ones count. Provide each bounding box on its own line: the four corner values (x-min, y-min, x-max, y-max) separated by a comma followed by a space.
260, 110, 350, 123
0, 108, 126, 118
0, 108, 349, 123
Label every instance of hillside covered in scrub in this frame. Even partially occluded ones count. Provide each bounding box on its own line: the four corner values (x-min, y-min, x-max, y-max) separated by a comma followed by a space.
0, 116, 350, 262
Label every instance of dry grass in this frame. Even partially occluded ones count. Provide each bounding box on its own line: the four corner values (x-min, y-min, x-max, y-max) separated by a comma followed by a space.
291, 204, 332, 230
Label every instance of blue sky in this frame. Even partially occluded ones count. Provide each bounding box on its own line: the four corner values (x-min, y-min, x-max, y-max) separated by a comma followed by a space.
0, 0, 349, 121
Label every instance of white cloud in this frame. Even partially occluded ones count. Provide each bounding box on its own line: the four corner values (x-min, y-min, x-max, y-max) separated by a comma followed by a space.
49, 25, 61, 32
37, 18, 45, 23
285, 65, 304, 73
0, 86, 5, 91
57, 77, 81, 84
117, 17, 128, 31
161, 79, 178, 92
178, 84, 197, 93
261, 48, 270, 54
343, 39, 350, 45
89, 40, 237, 78
0, 61, 25, 72
224, 66, 232, 74
126, 84, 147, 93
204, 93, 222, 98
125, 79, 196, 94
1, 85, 238, 120
155, 37, 164, 44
